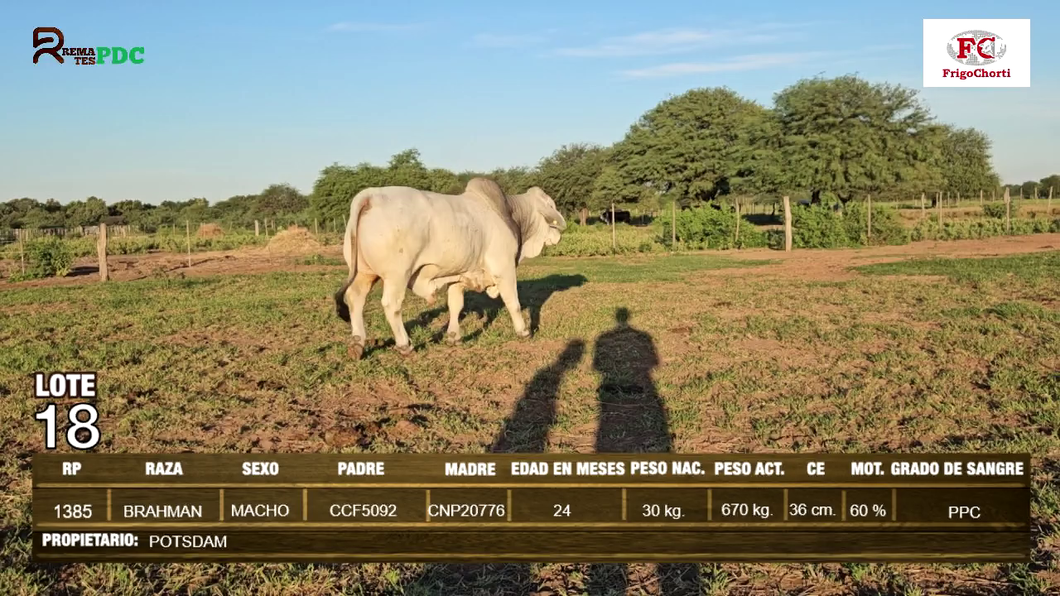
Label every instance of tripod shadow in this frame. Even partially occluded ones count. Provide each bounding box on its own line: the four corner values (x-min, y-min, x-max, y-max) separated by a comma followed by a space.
587, 307, 698, 596
402, 340, 586, 594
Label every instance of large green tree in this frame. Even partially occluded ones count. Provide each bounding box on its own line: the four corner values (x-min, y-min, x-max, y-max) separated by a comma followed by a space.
605, 87, 774, 209
938, 126, 1000, 198
773, 75, 934, 204
309, 162, 389, 222
532, 143, 609, 225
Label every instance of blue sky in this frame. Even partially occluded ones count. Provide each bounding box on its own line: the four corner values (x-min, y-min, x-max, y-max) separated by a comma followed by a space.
2, 0, 1056, 204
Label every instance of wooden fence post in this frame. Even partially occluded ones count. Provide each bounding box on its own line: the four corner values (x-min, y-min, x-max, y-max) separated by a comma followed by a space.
97, 223, 109, 282
314, 218, 319, 235
734, 198, 742, 246
921, 192, 926, 219
783, 196, 792, 252
866, 194, 872, 242
1004, 187, 1011, 234
19, 234, 26, 275
610, 203, 616, 251
185, 220, 191, 267
255, 220, 260, 236
980, 189, 984, 205
671, 200, 677, 247
1049, 186, 1053, 215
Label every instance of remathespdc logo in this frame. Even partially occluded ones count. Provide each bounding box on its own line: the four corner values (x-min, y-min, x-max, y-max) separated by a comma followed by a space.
33, 27, 145, 65
923, 19, 1029, 88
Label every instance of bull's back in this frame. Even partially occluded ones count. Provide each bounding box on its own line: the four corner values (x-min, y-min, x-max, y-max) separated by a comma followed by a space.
356, 188, 496, 277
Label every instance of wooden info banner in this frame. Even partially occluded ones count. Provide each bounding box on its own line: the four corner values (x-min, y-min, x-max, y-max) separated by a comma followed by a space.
33, 453, 1032, 563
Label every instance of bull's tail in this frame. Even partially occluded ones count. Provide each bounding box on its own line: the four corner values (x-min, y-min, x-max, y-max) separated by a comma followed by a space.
334, 191, 371, 323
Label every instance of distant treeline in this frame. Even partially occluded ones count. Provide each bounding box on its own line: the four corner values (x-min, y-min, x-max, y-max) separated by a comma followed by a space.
4, 74, 1059, 232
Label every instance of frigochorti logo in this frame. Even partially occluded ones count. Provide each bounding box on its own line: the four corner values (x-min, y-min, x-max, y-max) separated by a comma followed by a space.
947, 30, 1007, 66
923, 19, 1028, 88
941, 28, 1011, 82
32, 27, 144, 65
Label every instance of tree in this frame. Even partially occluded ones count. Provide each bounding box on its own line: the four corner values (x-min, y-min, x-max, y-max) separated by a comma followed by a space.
256, 183, 308, 218
533, 143, 609, 225
385, 148, 432, 189
427, 168, 462, 194
605, 87, 775, 209
64, 196, 108, 227
773, 75, 934, 204
1039, 174, 1060, 195
1019, 180, 1039, 198
487, 166, 535, 195
309, 162, 390, 223
938, 126, 1000, 197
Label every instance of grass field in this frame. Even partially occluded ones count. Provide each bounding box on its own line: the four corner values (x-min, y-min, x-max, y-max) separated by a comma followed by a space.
1, 235, 1059, 595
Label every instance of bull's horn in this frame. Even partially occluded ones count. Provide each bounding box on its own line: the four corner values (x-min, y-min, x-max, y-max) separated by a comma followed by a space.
547, 209, 567, 230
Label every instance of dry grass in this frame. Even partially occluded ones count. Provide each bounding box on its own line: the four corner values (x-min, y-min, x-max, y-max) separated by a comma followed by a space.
266, 226, 323, 254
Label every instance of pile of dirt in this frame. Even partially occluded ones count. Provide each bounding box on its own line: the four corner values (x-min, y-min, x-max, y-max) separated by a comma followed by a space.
198, 223, 224, 238
266, 225, 322, 253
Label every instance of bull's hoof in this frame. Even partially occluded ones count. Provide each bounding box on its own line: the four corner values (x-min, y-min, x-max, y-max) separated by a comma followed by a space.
516, 328, 531, 339
347, 343, 365, 360
347, 336, 365, 360
445, 332, 461, 346
396, 344, 415, 357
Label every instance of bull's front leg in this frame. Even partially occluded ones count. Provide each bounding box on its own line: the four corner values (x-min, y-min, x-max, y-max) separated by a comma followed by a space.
494, 275, 530, 338
445, 283, 465, 345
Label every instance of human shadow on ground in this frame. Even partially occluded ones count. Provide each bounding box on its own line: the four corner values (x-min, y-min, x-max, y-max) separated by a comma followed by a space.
585, 307, 699, 596
401, 340, 587, 594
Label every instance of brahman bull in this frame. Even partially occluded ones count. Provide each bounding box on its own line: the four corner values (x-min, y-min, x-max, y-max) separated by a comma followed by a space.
334, 178, 566, 358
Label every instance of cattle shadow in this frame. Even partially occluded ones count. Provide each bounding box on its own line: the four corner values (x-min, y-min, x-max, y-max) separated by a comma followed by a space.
401, 340, 586, 594
354, 273, 587, 357
587, 307, 699, 596
434, 273, 588, 345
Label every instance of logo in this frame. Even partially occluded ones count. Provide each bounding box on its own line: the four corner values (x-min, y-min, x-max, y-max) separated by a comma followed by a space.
947, 30, 1006, 66
33, 27, 64, 64
32, 27, 145, 66
923, 19, 1029, 88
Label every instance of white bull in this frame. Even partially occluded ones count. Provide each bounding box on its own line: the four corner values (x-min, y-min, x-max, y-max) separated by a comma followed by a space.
334, 177, 567, 358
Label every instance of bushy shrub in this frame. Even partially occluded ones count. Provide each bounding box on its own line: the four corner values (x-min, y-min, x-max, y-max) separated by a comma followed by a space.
911, 217, 1060, 241
23, 236, 75, 279
982, 203, 1009, 218
841, 201, 910, 247
768, 202, 909, 249
659, 206, 768, 249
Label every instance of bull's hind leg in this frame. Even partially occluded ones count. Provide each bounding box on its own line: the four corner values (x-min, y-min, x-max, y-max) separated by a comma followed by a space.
345, 272, 378, 359
381, 278, 414, 356
494, 274, 530, 338
445, 283, 465, 345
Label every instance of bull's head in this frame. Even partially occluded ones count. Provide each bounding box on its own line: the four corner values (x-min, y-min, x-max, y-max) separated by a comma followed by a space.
513, 187, 567, 261
528, 187, 566, 246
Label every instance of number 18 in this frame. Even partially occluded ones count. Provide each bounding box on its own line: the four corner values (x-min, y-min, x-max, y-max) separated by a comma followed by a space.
35, 403, 101, 450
